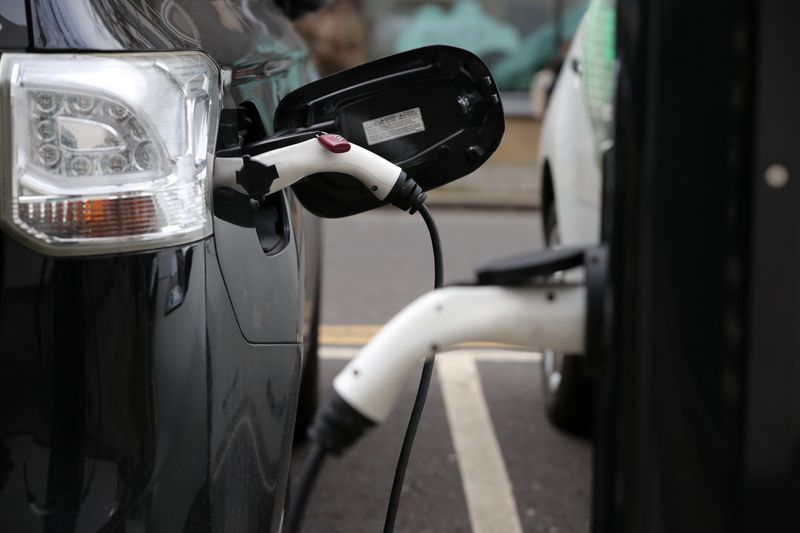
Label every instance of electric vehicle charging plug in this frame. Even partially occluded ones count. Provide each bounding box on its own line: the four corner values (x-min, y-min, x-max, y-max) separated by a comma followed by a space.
286, 284, 584, 530
212, 133, 427, 212
287, 284, 585, 532
286, 246, 602, 533
303, 283, 585, 464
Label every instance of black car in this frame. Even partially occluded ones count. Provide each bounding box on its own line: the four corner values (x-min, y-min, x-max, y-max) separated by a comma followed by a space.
0, 1, 322, 530
0, 0, 509, 529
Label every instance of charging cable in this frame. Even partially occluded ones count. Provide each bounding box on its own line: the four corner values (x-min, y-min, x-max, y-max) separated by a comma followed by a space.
214, 131, 440, 532
383, 203, 442, 533
218, 131, 443, 532
284, 203, 443, 533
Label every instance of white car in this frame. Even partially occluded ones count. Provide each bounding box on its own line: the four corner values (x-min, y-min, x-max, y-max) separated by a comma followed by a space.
533, 0, 616, 433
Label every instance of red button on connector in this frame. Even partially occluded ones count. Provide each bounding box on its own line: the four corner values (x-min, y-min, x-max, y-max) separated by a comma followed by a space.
317, 133, 351, 153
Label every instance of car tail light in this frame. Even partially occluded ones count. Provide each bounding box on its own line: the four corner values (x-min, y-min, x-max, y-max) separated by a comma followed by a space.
0, 52, 221, 255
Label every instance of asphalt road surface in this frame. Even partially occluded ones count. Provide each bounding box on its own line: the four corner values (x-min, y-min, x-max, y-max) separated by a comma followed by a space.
292, 207, 592, 533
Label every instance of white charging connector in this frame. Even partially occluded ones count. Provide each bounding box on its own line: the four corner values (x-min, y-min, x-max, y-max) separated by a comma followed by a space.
333, 284, 586, 423
212, 134, 423, 209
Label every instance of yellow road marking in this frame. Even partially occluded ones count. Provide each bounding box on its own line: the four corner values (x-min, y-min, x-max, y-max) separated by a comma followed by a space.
320, 324, 527, 350
319, 346, 541, 362
319, 324, 381, 346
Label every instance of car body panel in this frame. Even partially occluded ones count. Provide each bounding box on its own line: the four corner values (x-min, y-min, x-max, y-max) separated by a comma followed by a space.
535, 22, 602, 247
0, 236, 210, 532
205, 237, 302, 532
1, 1, 321, 530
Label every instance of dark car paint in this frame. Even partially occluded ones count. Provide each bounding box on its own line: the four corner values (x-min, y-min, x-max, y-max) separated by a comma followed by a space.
1, 237, 211, 532
1, 0, 321, 530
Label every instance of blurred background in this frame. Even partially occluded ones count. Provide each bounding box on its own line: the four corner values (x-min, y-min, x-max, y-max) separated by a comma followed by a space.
294, 0, 588, 209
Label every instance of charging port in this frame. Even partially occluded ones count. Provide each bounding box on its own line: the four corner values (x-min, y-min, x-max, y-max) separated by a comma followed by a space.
254, 193, 290, 256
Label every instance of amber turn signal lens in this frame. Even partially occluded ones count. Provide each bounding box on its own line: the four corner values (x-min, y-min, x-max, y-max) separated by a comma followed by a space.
18, 195, 158, 239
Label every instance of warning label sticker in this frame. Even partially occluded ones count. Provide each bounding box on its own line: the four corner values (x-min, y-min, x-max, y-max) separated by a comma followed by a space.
362, 108, 426, 146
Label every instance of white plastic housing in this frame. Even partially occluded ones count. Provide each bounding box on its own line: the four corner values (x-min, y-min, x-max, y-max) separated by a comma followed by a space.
333, 285, 586, 423
0, 52, 221, 255
212, 138, 403, 201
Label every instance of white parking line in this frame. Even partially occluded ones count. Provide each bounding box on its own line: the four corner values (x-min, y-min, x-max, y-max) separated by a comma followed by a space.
437, 354, 524, 533
318, 345, 531, 533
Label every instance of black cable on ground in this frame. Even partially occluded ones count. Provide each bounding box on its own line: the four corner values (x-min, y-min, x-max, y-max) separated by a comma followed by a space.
383, 203, 443, 533
285, 201, 441, 533
284, 443, 326, 533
